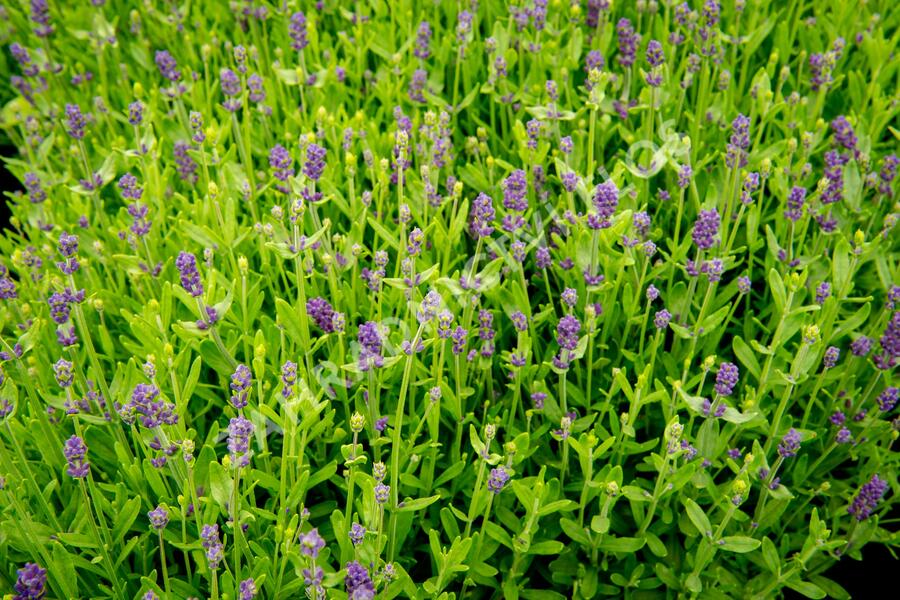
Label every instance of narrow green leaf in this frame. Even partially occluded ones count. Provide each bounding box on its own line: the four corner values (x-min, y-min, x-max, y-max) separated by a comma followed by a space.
719, 536, 761, 552
683, 498, 711, 535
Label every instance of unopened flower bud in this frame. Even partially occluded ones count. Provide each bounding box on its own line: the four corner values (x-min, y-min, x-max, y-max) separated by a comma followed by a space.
350, 412, 365, 433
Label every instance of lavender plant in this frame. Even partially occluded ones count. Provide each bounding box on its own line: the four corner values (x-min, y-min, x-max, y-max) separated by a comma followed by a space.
0, 1, 897, 599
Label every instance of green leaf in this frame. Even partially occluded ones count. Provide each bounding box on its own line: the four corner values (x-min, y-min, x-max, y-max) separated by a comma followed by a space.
761, 537, 780, 573
669, 323, 694, 339
590, 515, 610, 534
784, 579, 826, 599
808, 575, 850, 600
683, 498, 711, 535
209, 461, 234, 511
527, 540, 564, 555
768, 268, 786, 314
643, 531, 668, 557
560, 518, 591, 544
832, 239, 852, 294
719, 536, 760, 552
538, 500, 577, 516
598, 536, 645, 553
733, 336, 761, 380
112, 497, 142, 540
398, 494, 441, 512
275, 298, 305, 346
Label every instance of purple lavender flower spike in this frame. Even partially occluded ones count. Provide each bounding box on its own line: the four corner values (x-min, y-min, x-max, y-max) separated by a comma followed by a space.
691, 209, 720, 249
175, 251, 203, 297
230, 364, 252, 409
200, 524, 224, 569
715, 362, 739, 396
848, 474, 888, 521
14, 563, 47, 600
148, 505, 169, 530
63, 435, 90, 478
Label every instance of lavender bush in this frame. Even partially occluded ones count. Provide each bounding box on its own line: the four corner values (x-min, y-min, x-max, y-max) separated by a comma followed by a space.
0, 1, 898, 598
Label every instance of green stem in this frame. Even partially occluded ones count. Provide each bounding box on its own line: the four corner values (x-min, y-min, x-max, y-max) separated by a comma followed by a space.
387, 323, 425, 562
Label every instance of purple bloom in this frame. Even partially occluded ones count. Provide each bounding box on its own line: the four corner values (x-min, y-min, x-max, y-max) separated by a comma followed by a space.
469, 192, 495, 238
281, 361, 298, 399
227, 416, 254, 468
30, 0, 52, 37
451, 326, 468, 355
128, 100, 144, 126
502, 169, 529, 212
117, 173, 143, 201
14, 563, 47, 600
304, 143, 327, 181
877, 311, 900, 369
63, 435, 90, 478
556, 315, 581, 352
737, 276, 752, 294
591, 180, 619, 228
64, 104, 87, 140
836, 427, 852, 444
148, 505, 169, 530
300, 528, 326, 558
616, 18, 640, 67
561, 172, 578, 192
349, 522, 365, 546
174, 141, 198, 184
248, 73, 266, 103
848, 474, 888, 521
691, 209, 720, 250
220, 69, 242, 111
129, 383, 177, 428
358, 321, 383, 370
715, 362, 739, 396
414, 21, 432, 59
419, 290, 443, 323
487, 466, 511, 494
175, 251, 203, 297
831, 116, 857, 151
408, 68, 428, 103
56, 232, 80, 274
200, 524, 224, 569
239, 578, 258, 600
851, 336, 872, 357
777, 428, 802, 458
154, 50, 181, 82
289, 12, 308, 51
877, 387, 898, 412
230, 364, 252, 409
823, 346, 840, 369
269, 144, 293, 183
878, 154, 898, 196
677, 164, 693, 189
646, 40, 665, 67
456, 11, 474, 45
345, 561, 375, 599
784, 186, 806, 221
374, 483, 390, 504
24, 173, 46, 204
307, 297, 336, 333
654, 309, 672, 329
53, 358, 74, 388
